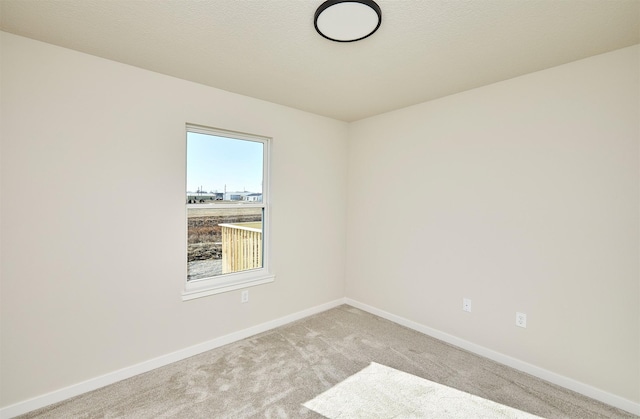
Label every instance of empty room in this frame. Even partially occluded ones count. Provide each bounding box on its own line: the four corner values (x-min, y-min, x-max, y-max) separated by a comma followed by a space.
1, 0, 638, 417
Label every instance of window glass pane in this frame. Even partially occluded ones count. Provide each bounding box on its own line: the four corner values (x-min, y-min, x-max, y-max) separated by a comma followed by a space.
187, 132, 263, 198
187, 206, 263, 281
186, 130, 265, 282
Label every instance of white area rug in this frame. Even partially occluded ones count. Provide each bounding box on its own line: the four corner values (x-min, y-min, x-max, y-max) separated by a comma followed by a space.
304, 362, 541, 418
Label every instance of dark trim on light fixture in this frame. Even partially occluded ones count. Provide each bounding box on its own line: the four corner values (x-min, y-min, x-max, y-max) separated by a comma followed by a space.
314, 0, 382, 43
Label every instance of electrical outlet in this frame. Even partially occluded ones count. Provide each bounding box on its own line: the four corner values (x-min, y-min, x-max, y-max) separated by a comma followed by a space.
241, 290, 249, 303
516, 312, 527, 328
463, 298, 472, 313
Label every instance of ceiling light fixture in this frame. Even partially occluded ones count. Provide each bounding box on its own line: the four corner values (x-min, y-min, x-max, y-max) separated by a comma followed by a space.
314, 0, 382, 43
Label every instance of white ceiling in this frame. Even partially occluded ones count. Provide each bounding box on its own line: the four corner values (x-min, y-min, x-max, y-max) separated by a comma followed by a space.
1, 0, 639, 122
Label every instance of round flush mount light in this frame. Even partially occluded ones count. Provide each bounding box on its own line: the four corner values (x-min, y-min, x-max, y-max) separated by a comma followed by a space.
314, 0, 382, 42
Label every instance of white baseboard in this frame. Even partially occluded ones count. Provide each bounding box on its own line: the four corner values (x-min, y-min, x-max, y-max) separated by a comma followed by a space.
4, 297, 637, 417
0, 298, 347, 419
345, 298, 640, 416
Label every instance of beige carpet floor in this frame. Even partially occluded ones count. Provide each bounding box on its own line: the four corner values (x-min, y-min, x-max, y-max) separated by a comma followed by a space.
20, 305, 636, 418
304, 362, 542, 418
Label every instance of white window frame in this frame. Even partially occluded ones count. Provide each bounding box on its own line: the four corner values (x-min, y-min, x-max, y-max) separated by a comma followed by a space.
182, 124, 274, 301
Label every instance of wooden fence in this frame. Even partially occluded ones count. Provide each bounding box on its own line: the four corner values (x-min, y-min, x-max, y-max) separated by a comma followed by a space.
220, 222, 262, 274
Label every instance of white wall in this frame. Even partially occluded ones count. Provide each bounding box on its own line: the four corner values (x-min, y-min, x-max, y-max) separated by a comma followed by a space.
346, 45, 639, 403
0, 32, 348, 407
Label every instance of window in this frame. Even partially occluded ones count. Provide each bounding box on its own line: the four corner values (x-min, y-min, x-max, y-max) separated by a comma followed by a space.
183, 125, 273, 300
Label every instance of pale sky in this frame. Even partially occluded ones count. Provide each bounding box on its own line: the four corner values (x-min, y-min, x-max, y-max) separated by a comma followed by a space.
187, 132, 263, 193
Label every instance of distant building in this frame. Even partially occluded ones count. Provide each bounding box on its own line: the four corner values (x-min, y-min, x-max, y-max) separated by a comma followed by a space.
186, 191, 261, 203
246, 193, 263, 202
223, 191, 258, 201
186, 192, 222, 203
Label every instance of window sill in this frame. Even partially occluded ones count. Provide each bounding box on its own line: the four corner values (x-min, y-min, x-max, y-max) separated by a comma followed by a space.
182, 273, 275, 301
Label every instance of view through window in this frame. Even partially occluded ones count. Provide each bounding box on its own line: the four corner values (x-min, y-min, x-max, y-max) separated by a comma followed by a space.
186, 126, 267, 283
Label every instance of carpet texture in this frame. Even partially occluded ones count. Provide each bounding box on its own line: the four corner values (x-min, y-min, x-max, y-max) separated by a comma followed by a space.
20, 305, 636, 418
304, 362, 541, 418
